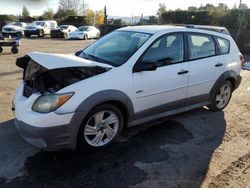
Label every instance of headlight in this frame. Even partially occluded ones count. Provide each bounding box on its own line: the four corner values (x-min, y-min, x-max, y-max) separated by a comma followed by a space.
32, 92, 74, 113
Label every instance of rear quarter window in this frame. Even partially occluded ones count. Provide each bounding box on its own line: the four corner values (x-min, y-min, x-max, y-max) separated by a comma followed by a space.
215, 37, 230, 54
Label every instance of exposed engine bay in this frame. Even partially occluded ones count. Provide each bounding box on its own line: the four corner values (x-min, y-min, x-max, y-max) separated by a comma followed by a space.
16, 55, 110, 97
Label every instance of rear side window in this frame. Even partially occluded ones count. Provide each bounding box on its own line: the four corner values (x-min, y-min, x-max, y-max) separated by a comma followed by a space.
216, 37, 230, 54
187, 34, 216, 60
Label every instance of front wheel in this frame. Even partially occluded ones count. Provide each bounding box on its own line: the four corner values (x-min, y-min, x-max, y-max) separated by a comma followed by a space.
209, 81, 233, 111
38, 30, 44, 38
77, 104, 124, 149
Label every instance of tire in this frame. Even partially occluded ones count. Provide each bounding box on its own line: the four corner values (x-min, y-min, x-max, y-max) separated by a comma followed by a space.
77, 104, 124, 150
84, 34, 88, 40
38, 30, 44, 38
0, 47, 3, 53
208, 81, 233, 112
25, 34, 30, 38
63, 33, 68, 38
11, 47, 18, 54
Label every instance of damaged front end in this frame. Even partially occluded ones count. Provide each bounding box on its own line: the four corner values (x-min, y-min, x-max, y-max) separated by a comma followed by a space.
16, 55, 110, 98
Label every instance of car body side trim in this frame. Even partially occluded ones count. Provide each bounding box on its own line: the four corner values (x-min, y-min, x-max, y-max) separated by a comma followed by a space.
128, 101, 209, 127
132, 94, 209, 124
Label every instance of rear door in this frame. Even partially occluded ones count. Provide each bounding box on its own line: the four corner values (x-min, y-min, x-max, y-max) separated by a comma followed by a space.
186, 32, 226, 105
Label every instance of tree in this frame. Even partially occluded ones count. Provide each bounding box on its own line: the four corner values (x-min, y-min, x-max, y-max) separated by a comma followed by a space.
58, 0, 87, 15
54, 7, 76, 20
188, 6, 198, 11
86, 9, 104, 25
157, 3, 166, 24
148, 16, 158, 24
218, 3, 228, 10
239, 3, 248, 9
113, 19, 123, 25
22, 6, 30, 18
42, 8, 54, 20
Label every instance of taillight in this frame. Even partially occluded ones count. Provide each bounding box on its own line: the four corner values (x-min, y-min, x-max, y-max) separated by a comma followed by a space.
240, 53, 245, 66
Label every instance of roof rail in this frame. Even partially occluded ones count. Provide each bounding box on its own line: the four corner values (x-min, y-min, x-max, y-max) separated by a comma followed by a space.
187, 24, 230, 35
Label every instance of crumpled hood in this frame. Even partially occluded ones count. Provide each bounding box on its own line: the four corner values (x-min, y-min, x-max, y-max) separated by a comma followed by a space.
16, 52, 112, 97
21, 52, 113, 70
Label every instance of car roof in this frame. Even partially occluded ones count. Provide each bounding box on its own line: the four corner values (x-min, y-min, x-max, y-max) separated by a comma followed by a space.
118, 25, 230, 36
118, 25, 183, 34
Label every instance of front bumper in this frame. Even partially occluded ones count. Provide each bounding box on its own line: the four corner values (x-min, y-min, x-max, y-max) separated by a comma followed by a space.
14, 111, 87, 151
51, 30, 65, 38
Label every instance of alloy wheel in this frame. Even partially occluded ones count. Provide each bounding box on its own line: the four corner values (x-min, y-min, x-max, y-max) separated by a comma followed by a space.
215, 83, 232, 109
84, 110, 119, 147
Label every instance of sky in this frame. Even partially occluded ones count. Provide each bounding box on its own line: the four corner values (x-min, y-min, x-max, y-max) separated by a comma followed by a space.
0, 0, 249, 17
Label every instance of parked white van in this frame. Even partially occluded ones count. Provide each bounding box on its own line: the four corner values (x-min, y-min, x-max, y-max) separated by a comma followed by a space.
24, 20, 57, 37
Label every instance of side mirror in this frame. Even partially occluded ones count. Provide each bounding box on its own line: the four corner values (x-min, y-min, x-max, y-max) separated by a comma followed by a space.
75, 50, 82, 57
133, 63, 157, 72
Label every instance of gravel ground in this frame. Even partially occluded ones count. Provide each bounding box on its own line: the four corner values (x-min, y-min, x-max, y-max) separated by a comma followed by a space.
0, 38, 249, 188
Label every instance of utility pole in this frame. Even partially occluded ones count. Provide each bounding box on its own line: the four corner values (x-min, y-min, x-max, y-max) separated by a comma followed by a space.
239, 0, 242, 8
104, 6, 108, 35
236, 0, 245, 42
82, 0, 86, 16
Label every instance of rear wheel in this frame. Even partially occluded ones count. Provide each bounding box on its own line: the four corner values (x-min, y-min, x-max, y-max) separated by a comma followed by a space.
77, 104, 124, 149
63, 32, 68, 38
209, 81, 233, 111
0, 47, 3, 53
11, 47, 18, 54
25, 33, 30, 38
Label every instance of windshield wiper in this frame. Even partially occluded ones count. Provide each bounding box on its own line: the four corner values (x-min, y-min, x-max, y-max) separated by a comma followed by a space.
80, 52, 116, 66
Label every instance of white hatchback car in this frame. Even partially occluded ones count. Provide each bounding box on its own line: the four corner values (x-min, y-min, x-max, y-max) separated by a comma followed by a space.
67, 26, 100, 40
13, 25, 243, 150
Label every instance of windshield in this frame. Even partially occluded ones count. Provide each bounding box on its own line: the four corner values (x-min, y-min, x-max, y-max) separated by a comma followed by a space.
8, 22, 22, 27
59, 25, 68, 29
80, 31, 151, 67
78, 26, 88, 31
32, 21, 45, 26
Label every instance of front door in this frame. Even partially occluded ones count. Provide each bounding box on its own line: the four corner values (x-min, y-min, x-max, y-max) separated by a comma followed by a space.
132, 33, 189, 114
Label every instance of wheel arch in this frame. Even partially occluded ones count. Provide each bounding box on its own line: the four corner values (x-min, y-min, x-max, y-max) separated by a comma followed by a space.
209, 70, 240, 100
75, 90, 135, 126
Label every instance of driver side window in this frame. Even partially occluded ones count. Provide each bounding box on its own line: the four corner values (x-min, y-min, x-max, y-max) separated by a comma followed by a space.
141, 33, 184, 67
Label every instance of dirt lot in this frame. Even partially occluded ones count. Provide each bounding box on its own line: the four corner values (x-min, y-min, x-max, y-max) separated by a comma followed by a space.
0, 38, 249, 188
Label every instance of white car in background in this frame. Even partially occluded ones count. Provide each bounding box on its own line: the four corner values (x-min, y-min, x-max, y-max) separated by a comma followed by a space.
50, 25, 77, 38
67, 26, 100, 40
13, 25, 243, 151
2, 22, 27, 37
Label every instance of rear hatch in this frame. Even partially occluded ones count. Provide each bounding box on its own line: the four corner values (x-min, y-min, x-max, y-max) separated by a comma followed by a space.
16, 52, 112, 97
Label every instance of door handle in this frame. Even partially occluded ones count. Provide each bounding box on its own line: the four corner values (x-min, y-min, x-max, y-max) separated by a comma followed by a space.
215, 63, 223, 67
177, 70, 189, 75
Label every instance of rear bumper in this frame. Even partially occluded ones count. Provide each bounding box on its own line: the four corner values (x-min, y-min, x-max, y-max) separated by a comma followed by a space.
14, 111, 87, 151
